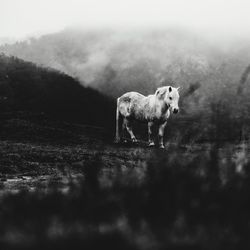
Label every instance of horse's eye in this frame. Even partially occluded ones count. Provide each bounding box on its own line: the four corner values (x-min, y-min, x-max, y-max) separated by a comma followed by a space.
169, 97, 172, 100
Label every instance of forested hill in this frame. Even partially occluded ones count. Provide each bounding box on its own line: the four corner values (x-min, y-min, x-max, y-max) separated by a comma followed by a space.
0, 53, 115, 128
1, 28, 250, 100
1, 28, 250, 124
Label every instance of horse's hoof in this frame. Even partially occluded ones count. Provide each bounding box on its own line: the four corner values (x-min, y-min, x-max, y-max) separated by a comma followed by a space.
132, 138, 138, 144
148, 142, 155, 147
114, 138, 120, 144
159, 144, 165, 149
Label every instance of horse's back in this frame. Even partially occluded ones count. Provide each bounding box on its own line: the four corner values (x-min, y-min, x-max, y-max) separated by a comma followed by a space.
118, 92, 149, 119
118, 92, 145, 103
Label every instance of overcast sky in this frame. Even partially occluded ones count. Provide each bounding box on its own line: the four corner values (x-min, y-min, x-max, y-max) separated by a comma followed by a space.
1, 0, 250, 40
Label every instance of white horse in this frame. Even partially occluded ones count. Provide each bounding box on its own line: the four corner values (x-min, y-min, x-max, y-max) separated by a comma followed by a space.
115, 86, 180, 148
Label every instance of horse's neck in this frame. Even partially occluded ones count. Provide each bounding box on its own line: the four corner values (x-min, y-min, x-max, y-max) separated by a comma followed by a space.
161, 102, 169, 114
154, 99, 169, 117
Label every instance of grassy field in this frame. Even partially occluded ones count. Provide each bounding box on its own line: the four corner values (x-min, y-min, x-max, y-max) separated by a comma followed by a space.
0, 113, 249, 250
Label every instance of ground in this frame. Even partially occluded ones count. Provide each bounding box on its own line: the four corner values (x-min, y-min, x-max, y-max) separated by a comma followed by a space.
0, 114, 153, 192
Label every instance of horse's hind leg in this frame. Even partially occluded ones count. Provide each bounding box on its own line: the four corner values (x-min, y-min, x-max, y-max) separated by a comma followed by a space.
124, 118, 137, 143
121, 118, 128, 143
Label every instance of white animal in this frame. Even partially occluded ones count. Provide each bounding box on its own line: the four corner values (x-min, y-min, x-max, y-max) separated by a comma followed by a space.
115, 86, 180, 148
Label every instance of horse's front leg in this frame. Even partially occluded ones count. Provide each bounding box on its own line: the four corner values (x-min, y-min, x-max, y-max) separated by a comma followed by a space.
158, 121, 167, 148
148, 121, 155, 147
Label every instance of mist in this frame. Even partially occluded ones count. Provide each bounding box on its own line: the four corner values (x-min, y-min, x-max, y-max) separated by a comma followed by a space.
2, 26, 250, 96
2, 0, 250, 40
2, 0, 250, 99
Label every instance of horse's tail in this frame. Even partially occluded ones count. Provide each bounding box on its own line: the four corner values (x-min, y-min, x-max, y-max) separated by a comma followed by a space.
115, 98, 120, 143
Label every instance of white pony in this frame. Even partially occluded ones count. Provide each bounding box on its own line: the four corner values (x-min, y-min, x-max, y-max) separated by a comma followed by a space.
115, 86, 180, 148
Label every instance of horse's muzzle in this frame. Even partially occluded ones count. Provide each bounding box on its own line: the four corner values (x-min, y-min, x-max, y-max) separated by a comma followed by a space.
173, 108, 179, 114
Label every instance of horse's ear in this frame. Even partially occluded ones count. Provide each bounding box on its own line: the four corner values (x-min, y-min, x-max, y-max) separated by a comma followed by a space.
155, 87, 167, 99
177, 87, 181, 91
169, 86, 172, 92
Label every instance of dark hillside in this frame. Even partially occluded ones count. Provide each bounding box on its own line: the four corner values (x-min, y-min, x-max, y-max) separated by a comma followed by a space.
0, 53, 115, 129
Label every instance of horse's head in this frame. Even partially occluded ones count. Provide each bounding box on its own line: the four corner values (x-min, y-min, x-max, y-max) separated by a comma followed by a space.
155, 86, 180, 114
